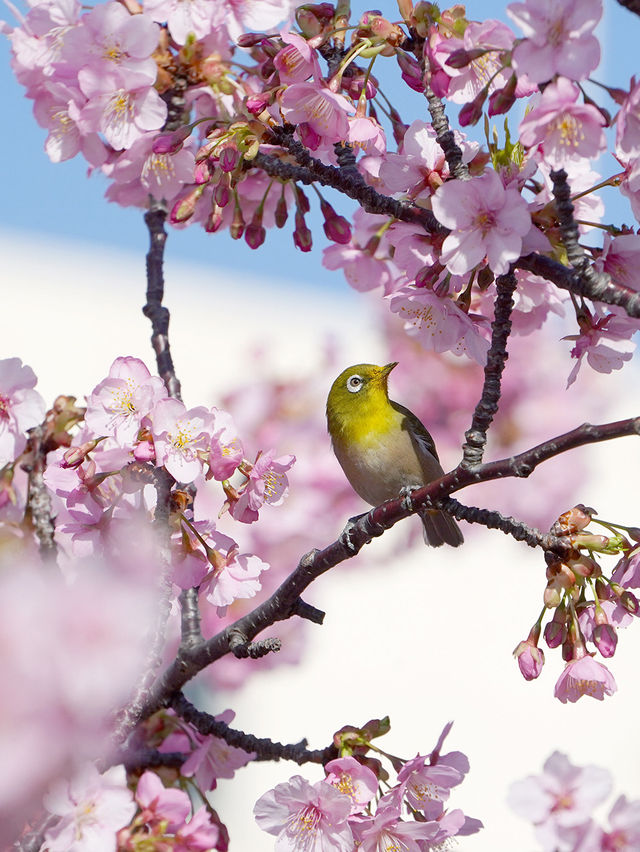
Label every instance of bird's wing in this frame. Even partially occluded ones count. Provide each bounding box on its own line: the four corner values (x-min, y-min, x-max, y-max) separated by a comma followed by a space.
390, 401, 441, 463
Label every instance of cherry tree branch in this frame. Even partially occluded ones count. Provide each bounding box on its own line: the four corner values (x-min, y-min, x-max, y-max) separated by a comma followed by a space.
171, 693, 338, 765
461, 272, 516, 467
22, 423, 56, 559
143, 200, 183, 400
124, 413, 638, 724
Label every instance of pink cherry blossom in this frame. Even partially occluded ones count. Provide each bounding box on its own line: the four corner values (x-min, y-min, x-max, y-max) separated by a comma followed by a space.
105, 131, 196, 207
229, 449, 295, 523
432, 169, 531, 275
601, 795, 640, 850
554, 653, 618, 702
254, 775, 353, 851
274, 30, 320, 83
201, 545, 269, 609
43, 763, 136, 852
507, 0, 602, 83
565, 305, 638, 386
181, 721, 255, 792
173, 804, 220, 851
151, 398, 214, 482
432, 19, 515, 104
324, 757, 377, 814
85, 356, 167, 444
144, 0, 223, 45
355, 807, 443, 852
208, 408, 244, 480
135, 770, 191, 831
31, 80, 109, 165
0, 357, 46, 466
76, 68, 167, 150
280, 82, 352, 146
616, 78, 640, 159
388, 288, 491, 364
519, 77, 606, 167
60, 1, 160, 87
508, 751, 612, 847
510, 270, 566, 335
594, 233, 640, 291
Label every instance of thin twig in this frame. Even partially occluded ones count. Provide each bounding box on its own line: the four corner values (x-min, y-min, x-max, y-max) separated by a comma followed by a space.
22, 423, 56, 559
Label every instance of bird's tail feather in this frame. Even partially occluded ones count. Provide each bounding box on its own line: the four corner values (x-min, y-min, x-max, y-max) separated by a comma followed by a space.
419, 508, 464, 548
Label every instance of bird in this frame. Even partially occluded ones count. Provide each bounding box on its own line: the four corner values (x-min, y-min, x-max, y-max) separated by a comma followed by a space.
326, 362, 463, 547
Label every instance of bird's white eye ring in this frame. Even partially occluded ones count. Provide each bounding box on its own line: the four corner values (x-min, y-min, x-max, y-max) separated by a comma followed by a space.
346, 374, 363, 393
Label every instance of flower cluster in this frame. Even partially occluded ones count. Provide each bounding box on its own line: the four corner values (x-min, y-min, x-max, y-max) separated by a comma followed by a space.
512, 505, 640, 703
509, 751, 640, 851
5, 0, 640, 382
254, 720, 482, 851
41, 763, 223, 852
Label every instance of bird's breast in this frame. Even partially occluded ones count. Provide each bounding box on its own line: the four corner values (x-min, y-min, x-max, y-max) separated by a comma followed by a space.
332, 417, 426, 506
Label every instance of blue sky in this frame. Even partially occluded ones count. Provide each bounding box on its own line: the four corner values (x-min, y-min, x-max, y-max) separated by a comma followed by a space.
0, 0, 636, 289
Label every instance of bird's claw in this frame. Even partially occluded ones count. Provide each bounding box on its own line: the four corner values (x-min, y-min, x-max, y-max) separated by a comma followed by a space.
400, 485, 419, 512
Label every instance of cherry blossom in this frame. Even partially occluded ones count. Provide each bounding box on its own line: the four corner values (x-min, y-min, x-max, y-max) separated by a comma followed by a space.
0, 357, 46, 466
324, 757, 378, 814
135, 770, 191, 831
507, 0, 602, 83
431, 169, 531, 276
519, 77, 607, 167
43, 763, 136, 852
85, 356, 167, 445
228, 449, 295, 523
554, 653, 618, 703
151, 398, 214, 482
254, 775, 353, 851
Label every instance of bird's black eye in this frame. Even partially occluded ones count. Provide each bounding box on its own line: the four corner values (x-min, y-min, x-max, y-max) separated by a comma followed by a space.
346, 374, 363, 393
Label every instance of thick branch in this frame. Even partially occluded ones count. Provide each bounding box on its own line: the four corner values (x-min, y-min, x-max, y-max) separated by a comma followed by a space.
461, 272, 516, 467
257, 128, 445, 234
617, 0, 640, 16
127, 415, 638, 722
23, 423, 56, 559
172, 693, 338, 765
142, 200, 183, 400
517, 253, 640, 318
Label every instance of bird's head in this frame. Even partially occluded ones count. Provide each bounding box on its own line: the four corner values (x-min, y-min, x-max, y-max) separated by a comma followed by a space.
326, 362, 398, 433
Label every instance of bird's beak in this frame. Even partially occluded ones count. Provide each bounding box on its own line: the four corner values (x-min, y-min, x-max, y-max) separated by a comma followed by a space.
378, 362, 398, 383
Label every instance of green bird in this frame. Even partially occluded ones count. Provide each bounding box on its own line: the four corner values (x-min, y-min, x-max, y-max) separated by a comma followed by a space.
326, 362, 463, 548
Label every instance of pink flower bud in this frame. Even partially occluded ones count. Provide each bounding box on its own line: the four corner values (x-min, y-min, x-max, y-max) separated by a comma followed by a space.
236, 32, 267, 47
133, 438, 156, 462
194, 159, 212, 184
153, 125, 191, 154
170, 186, 204, 223
445, 47, 488, 69
544, 617, 566, 649
320, 199, 351, 244
205, 207, 224, 233
245, 219, 266, 249
488, 74, 517, 117
214, 179, 231, 208
230, 205, 245, 239
458, 90, 487, 127
620, 590, 640, 615
293, 211, 312, 252
513, 640, 545, 681
246, 93, 271, 115
219, 146, 239, 172
275, 193, 289, 228
593, 623, 617, 658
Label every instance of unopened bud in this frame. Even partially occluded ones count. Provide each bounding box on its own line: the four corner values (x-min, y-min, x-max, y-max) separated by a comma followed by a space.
458, 89, 487, 127
569, 554, 601, 578
170, 186, 204, 223
219, 146, 239, 172
275, 192, 289, 228
544, 578, 563, 608
245, 218, 266, 249
445, 47, 487, 69
194, 159, 212, 184
593, 623, 617, 658
236, 32, 267, 48
153, 125, 191, 154
555, 504, 595, 534
214, 178, 231, 208
293, 211, 312, 252
544, 617, 566, 649
205, 206, 224, 233
488, 74, 518, 117
230, 204, 245, 239
320, 199, 351, 244
620, 590, 640, 615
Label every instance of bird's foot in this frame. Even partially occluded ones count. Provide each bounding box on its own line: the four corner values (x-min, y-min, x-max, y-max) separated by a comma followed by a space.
340, 513, 366, 553
399, 485, 419, 512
